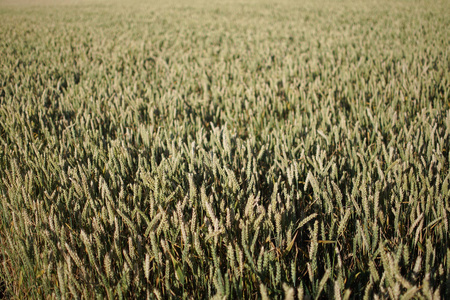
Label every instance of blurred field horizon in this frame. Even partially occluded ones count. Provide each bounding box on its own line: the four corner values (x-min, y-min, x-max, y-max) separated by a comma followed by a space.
1, 0, 449, 299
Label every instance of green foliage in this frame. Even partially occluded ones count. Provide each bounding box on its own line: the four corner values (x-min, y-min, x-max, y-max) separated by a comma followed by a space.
0, 0, 449, 298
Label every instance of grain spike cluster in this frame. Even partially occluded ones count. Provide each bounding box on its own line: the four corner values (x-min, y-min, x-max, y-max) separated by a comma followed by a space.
0, 0, 449, 298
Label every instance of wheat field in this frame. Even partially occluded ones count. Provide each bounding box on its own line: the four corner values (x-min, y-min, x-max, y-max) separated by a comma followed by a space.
0, 0, 449, 298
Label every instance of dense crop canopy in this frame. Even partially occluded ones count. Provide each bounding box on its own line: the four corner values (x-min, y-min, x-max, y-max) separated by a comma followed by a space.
0, 0, 449, 298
